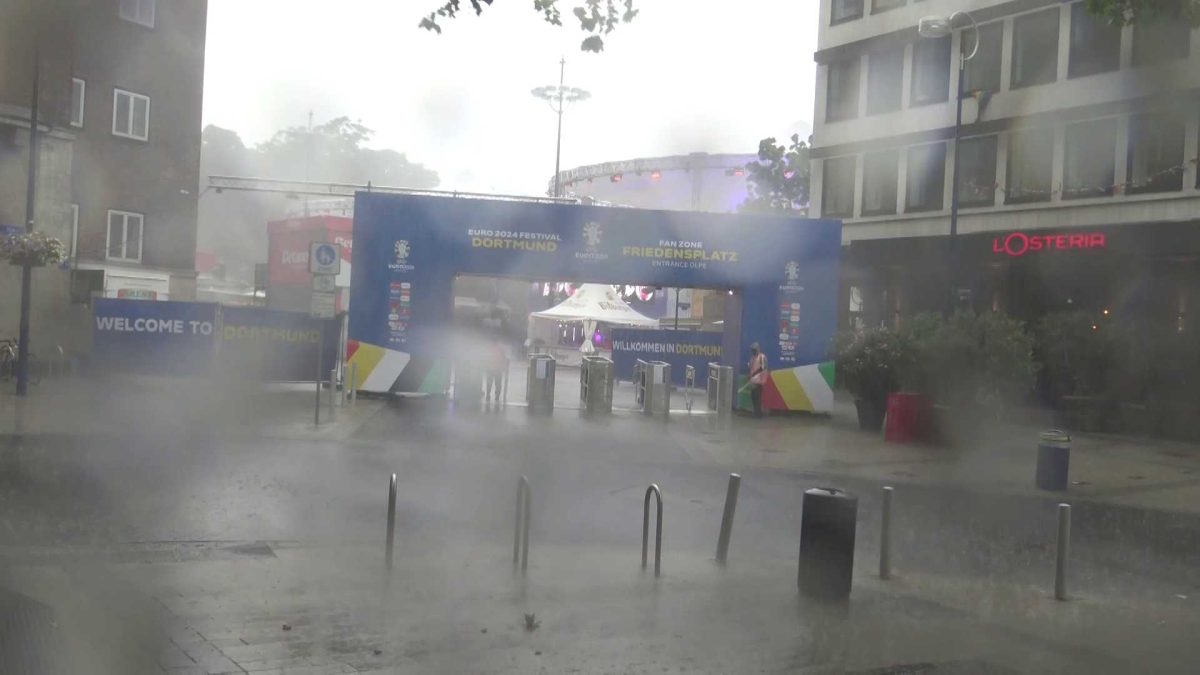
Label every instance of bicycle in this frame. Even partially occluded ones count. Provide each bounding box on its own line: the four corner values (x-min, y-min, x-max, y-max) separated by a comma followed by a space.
0, 338, 42, 384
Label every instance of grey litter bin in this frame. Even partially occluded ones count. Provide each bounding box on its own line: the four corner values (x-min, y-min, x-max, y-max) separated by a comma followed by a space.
1036, 429, 1071, 491
798, 487, 858, 602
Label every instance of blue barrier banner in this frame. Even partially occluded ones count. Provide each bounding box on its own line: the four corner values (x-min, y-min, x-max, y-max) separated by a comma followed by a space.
219, 307, 339, 381
92, 298, 217, 375
611, 329, 723, 386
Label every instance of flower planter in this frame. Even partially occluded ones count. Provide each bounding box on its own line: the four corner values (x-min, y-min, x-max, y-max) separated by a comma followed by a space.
854, 397, 886, 432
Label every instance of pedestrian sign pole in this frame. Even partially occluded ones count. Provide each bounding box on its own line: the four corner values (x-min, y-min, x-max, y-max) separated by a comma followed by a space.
310, 242, 341, 425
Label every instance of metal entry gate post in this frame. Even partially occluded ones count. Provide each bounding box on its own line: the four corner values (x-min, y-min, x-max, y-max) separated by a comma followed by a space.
642, 484, 663, 577
514, 476, 531, 573
581, 355, 614, 414
527, 354, 556, 414
684, 365, 696, 412
715, 473, 741, 565
643, 361, 671, 417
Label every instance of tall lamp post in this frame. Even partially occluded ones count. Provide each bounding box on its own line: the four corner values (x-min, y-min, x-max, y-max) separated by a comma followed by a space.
532, 59, 590, 198
15, 42, 42, 397
918, 12, 979, 314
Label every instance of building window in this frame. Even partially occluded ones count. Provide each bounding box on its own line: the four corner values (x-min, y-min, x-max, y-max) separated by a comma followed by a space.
911, 36, 950, 106
822, 156, 857, 218
1011, 8, 1060, 88
957, 135, 998, 207
872, 0, 905, 13
964, 22, 1003, 93
1127, 112, 1185, 194
831, 0, 864, 24
1132, 18, 1190, 67
70, 78, 85, 128
1068, 2, 1121, 78
906, 143, 946, 212
956, 135, 998, 207
1005, 128, 1054, 204
826, 58, 860, 121
1063, 118, 1118, 199
106, 210, 143, 262
119, 0, 155, 28
112, 89, 150, 141
866, 47, 903, 115
70, 204, 79, 259
862, 149, 899, 216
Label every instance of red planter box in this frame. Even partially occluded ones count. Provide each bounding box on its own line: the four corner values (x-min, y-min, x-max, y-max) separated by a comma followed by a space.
885, 392, 932, 443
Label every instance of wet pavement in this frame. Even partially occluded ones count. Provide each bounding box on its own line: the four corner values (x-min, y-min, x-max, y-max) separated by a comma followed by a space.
2, 374, 1200, 673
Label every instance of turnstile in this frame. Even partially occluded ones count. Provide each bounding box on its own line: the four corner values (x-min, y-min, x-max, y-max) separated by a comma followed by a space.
526, 354, 556, 414
707, 362, 734, 416
640, 360, 671, 417
580, 355, 614, 414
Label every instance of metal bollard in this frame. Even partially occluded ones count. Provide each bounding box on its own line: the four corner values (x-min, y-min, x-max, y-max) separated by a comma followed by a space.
642, 484, 663, 577
385, 473, 397, 570
1055, 503, 1071, 600
349, 362, 358, 404
715, 473, 741, 565
880, 486, 894, 580
514, 476, 531, 573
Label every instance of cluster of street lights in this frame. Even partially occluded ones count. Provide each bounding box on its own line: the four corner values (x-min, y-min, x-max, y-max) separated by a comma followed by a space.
531, 59, 590, 199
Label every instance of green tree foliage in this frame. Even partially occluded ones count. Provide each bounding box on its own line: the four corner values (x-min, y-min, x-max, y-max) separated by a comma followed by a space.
1085, 0, 1200, 26
419, 0, 639, 52
198, 120, 438, 276
739, 135, 810, 214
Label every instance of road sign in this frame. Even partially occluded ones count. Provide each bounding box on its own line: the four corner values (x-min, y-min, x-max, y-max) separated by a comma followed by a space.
310, 242, 341, 275
312, 274, 336, 292
310, 291, 336, 319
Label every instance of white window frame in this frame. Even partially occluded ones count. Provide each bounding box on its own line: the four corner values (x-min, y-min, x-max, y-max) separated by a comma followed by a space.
119, 0, 156, 28
106, 210, 144, 263
70, 78, 85, 128
70, 204, 79, 259
112, 88, 150, 141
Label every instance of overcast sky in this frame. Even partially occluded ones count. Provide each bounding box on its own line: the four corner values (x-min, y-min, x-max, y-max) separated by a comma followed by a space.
202, 0, 817, 196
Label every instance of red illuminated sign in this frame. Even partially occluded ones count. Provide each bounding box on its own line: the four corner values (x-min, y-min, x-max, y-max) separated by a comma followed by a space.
992, 231, 1106, 257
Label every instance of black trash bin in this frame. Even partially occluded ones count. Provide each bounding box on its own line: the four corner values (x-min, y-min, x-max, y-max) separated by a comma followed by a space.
798, 487, 858, 602
1036, 430, 1071, 491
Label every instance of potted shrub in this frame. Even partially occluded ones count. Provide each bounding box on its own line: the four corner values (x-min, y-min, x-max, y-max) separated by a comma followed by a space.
834, 327, 908, 432
1035, 311, 1116, 431
0, 231, 66, 267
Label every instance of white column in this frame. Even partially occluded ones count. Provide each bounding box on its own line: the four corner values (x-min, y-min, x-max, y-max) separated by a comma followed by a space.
853, 153, 865, 219
1056, 4, 1071, 83
1113, 115, 1130, 191
897, 146, 909, 214
999, 18, 1014, 91
1051, 123, 1066, 203
995, 132, 1009, 206
900, 44, 914, 110
1184, 114, 1199, 192
1119, 24, 1134, 69
857, 53, 870, 119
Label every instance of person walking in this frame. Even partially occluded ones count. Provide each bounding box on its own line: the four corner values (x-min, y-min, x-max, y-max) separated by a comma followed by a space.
485, 337, 508, 403
747, 342, 768, 418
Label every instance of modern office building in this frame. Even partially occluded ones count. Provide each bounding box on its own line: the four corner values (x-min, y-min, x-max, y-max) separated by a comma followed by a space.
811, 0, 1200, 333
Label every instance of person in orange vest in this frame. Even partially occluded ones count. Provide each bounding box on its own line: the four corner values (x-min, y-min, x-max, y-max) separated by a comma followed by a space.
747, 342, 768, 418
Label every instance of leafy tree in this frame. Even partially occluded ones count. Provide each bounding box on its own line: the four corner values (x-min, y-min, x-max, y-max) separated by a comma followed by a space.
739, 134, 810, 215
1085, 0, 1200, 26
198, 120, 438, 277
420, 0, 639, 52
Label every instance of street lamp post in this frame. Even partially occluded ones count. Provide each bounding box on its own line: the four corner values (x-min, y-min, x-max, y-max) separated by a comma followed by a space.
532, 59, 590, 198
919, 12, 979, 314
16, 43, 42, 397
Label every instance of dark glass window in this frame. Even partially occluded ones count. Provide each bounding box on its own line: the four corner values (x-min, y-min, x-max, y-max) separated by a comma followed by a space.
822, 156, 857, 218
1064, 118, 1118, 199
867, 47, 903, 115
1069, 2, 1121, 78
826, 58, 860, 121
872, 0, 906, 13
1011, 8, 1060, 88
957, 135, 998, 207
1005, 128, 1054, 204
1127, 113, 1185, 194
862, 149, 899, 215
905, 143, 946, 212
832, 0, 864, 24
964, 22, 1003, 93
1133, 18, 1190, 66
911, 36, 951, 106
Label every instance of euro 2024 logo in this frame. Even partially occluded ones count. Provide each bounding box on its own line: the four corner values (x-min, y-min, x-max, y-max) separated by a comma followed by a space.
394, 240, 410, 263
576, 222, 609, 261
784, 261, 801, 284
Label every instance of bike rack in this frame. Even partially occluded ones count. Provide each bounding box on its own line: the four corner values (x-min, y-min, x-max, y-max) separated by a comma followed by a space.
642, 484, 663, 577
513, 476, 531, 573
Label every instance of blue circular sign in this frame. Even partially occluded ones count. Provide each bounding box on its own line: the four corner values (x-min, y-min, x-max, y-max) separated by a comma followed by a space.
315, 244, 337, 266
